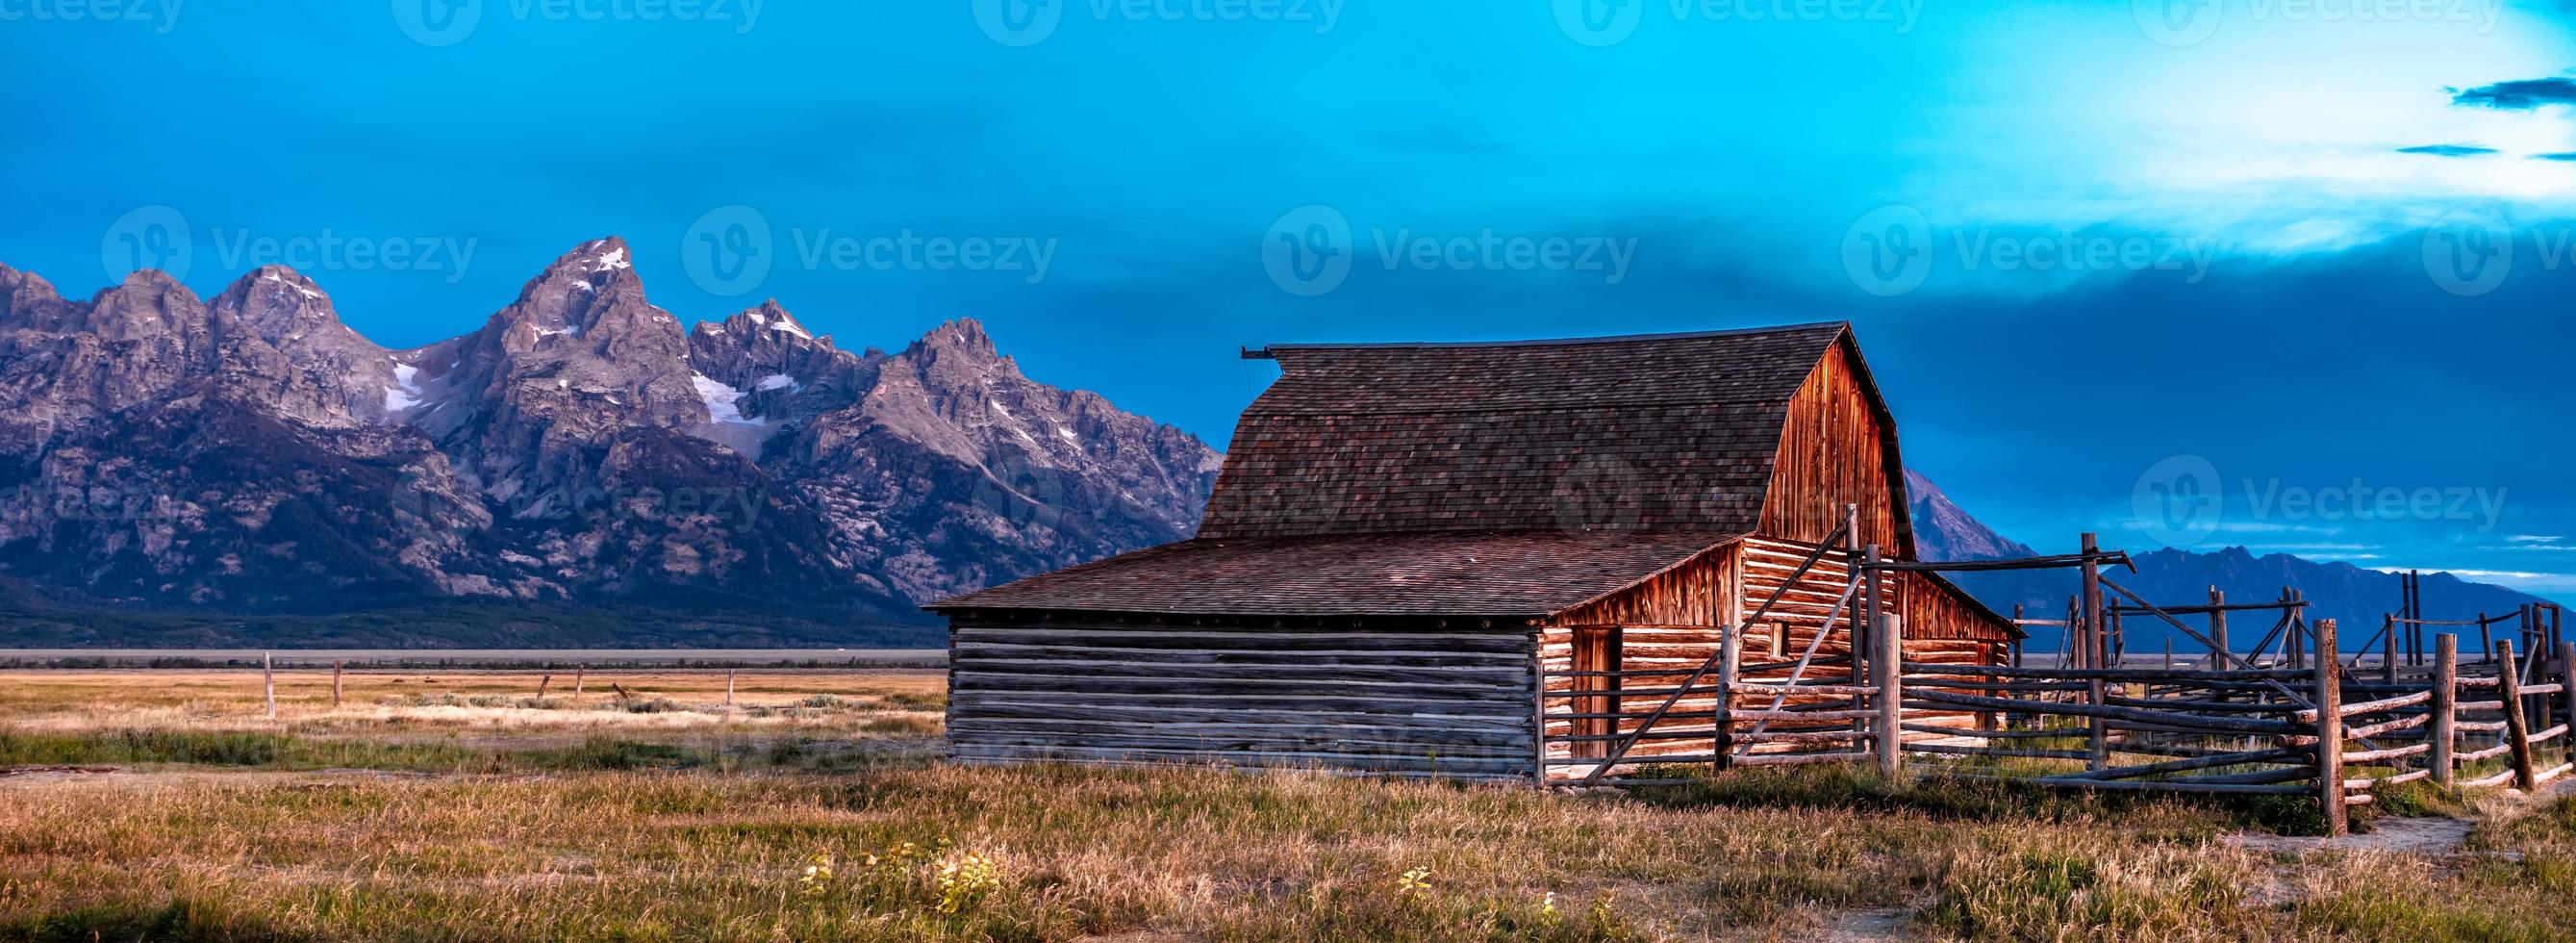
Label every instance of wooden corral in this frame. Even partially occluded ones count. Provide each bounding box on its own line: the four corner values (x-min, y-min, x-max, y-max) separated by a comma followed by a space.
930, 323, 2021, 784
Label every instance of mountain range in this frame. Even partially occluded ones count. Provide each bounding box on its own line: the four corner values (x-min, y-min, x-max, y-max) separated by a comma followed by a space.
0, 239, 1219, 646
0, 241, 2549, 650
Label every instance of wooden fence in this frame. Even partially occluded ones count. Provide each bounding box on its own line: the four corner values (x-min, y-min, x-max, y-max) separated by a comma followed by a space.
1540, 537, 2576, 834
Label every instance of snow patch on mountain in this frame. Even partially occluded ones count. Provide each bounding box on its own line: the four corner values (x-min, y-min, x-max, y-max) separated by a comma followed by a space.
692, 372, 763, 426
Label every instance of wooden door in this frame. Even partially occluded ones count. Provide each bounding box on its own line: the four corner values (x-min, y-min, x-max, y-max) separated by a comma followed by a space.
1571, 625, 1622, 759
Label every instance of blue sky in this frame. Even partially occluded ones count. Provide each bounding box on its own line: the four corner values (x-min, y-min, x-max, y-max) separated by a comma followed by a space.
3, 0, 2573, 599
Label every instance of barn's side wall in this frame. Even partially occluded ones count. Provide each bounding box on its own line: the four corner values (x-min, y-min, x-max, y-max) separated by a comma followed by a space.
946, 614, 1540, 781
1538, 544, 1738, 767
1759, 340, 1907, 554
1901, 573, 2016, 645
1536, 538, 2005, 777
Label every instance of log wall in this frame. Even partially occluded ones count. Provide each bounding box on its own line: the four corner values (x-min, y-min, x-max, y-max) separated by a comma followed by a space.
1537, 537, 2006, 777
947, 615, 1541, 781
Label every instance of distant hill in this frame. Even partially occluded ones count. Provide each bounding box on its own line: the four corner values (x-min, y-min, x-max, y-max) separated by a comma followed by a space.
1907, 472, 2558, 653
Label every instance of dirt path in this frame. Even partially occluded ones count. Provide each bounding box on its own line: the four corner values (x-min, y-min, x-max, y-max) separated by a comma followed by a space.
2227, 776, 2576, 857
2227, 814, 2479, 855
1815, 907, 1909, 941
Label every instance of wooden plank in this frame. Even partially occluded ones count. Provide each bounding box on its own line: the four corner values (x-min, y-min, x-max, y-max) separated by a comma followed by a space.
953, 657, 1531, 685
950, 691, 1536, 722
953, 674, 1532, 702
946, 718, 1534, 749
952, 625, 1533, 653
1901, 690, 2306, 735
951, 744, 1535, 776
948, 731, 1535, 759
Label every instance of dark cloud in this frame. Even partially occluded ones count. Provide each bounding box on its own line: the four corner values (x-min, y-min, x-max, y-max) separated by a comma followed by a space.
2451, 77, 2576, 110
2396, 144, 2500, 157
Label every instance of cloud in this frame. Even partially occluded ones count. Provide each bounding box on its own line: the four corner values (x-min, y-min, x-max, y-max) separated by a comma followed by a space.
2450, 77, 2576, 111
2512, 535, 2566, 544
2535, 153, 2576, 162
2395, 144, 2500, 157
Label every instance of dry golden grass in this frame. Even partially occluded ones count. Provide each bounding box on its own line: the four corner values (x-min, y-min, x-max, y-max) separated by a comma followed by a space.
2, 670, 2572, 941
0, 668, 942, 734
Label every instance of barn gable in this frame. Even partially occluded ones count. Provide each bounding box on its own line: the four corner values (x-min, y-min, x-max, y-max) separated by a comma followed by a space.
1758, 333, 1916, 558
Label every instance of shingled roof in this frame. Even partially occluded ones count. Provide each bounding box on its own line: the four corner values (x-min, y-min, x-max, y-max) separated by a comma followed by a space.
933, 322, 1880, 617
1200, 322, 1855, 539
929, 530, 1740, 617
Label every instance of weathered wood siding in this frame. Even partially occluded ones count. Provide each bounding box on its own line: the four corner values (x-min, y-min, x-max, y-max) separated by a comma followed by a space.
1537, 538, 2006, 777
947, 615, 1540, 781
1902, 573, 2018, 643
1547, 544, 1735, 628
1537, 545, 1734, 767
1759, 340, 1907, 555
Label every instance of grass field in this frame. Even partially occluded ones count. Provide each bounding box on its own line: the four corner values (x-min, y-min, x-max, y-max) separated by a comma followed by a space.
3, 669, 2574, 941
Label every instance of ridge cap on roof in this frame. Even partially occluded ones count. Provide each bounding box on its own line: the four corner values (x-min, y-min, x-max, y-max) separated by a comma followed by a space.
1255, 321, 1849, 353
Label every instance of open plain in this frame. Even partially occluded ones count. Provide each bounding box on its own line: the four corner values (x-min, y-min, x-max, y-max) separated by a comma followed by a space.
3, 665, 2574, 941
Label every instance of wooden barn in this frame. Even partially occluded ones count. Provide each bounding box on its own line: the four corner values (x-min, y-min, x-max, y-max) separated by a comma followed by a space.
927, 322, 2020, 782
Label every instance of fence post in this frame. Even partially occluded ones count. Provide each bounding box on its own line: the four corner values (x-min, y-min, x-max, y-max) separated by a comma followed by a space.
574, 664, 586, 701
1716, 623, 1740, 773
2560, 641, 2576, 765
2209, 587, 2228, 669
1877, 613, 1905, 783
2313, 619, 2345, 836
2432, 634, 2457, 788
2498, 640, 2537, 792
332, 659, 343, 708
2384, 614, 2399, 685
2081, 533, 2108, 772
264, 651, 277, 721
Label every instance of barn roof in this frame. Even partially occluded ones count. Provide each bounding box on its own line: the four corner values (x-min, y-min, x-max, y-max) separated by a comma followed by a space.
933, 321, 1901, 618
928, 530, 1743, 617
1199, 321, 1857, 539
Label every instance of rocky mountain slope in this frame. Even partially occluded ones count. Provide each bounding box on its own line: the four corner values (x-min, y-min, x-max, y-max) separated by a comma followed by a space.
0, 240, 1220, 640
1907, 472, 2558, 652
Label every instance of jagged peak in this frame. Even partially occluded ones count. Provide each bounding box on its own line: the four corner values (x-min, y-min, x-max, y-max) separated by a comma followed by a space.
98, 267, 192, 297
0, 262, 62, 311
506, 236, 639, 305
88, 269, 203, 319
695, 299, 829, 346
910, 318, 998, 358
217, 266, 332, 307
561, 236, 633, 274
